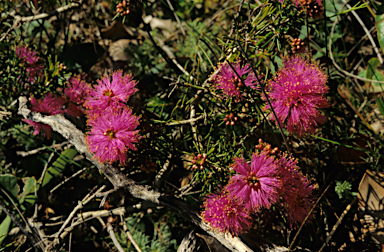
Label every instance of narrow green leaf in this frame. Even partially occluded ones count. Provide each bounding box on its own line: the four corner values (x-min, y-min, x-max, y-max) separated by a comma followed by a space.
376, 13, 384, 53
377, 97, 384, 116
0, 216, 11, 245
366, 57, 380, 80
18, 177, 37, 205
41, 148, 78, 188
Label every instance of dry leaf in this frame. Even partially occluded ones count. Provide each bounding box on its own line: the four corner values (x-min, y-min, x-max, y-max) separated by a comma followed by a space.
108, 39, 138, 61
358, 170, 384, 243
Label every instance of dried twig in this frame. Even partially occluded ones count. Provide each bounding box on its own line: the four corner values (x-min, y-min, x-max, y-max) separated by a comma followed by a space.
49, 185, 105, 243
16, 142, 70, 157
121, 214, 143, 252
107, 222, 125, 252
318, 197, 357, 252
14, 1, 82, 22
50, 167, 87, 194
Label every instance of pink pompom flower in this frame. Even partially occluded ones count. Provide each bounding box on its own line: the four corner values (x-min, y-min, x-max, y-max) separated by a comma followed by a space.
23, 93, 66, 139
201, 190, 252, 236
85, 70, 138, 115
226, 152, 281, 210
275, 153, 315, 228
16, 46, 44, 84
64, 75, 92, 117
265, 55, 329, 136
212, 61, 258, 102
85, 106, 141, 165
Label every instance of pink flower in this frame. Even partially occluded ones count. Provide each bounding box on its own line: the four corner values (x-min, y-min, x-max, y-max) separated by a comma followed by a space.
212, 61, 258, 101
276, 153, 315, 228
85, 106, 141, 165
201, 190, 252, 236
84, 70, 138, 114
265, 55, 329, 136
64, 75, 92, 117
226, 152, 281, 210
23, 93, 66, 138
16, 46, 44, 84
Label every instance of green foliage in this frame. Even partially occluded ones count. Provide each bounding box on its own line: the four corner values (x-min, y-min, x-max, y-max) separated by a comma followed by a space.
335, 180, 352, 199
0, 216, 12, 245
121, 213, 177, 252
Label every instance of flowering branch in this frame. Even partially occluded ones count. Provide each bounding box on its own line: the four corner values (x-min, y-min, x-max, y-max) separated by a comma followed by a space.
17, 96, 259, 252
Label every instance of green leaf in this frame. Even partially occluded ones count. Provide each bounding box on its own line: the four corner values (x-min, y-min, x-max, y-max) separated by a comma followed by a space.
377, 97, 384, 116
0, 174, 19, 200
18, 177, 37, 205
41, 148, 78, 188
366, 57, 380, 80
376, 13, 384, 53
0, 216, 11, 245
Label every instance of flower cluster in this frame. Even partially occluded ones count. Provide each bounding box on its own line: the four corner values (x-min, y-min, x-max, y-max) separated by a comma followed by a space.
223, 112, 239, 126
201, 141, 315, 235
291, 38, 306, 54
23, 69, 141, 166
116, 0, 130, 16
191, 153, 207, 170
16, 46, 44, 84
85, 70, 141, 164
211, 61, 258, 102
264, 55, 329, 136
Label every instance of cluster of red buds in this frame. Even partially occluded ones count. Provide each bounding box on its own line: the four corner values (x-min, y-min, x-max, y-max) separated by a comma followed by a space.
300, 0, 324, 18
291, 38, 306, 54
223, 112, 238, 126
255, 139, 280, 155
191, 153, 207, 170
233, 76, 244, 91
116, 0, 130, 16
140, 160, 156, 173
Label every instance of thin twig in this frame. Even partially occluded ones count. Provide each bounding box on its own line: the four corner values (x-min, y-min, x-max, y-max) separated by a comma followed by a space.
50, 167, 87, 194
318, 197, 357, 252
289, 182, 333, 251
166, 114, 205, 126
106, 222, 125, 252
16, 142, 70, 157
165, 0, 186, 36
13, 1, 82, 22
121, 214, 143, 252
154, 154, 172, 188
50, 185, 105, 241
